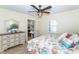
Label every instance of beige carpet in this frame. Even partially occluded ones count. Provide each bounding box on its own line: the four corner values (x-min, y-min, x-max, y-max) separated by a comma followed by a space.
1, 44, 28, 54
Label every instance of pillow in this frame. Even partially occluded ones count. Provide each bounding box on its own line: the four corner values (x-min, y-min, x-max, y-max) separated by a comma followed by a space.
69, 36, 75, 41
66, 33, 72, 38
75, 42, 79, 46
74, 38, 79, 46
60, 37, 74, 48
58, 32, 79, 48
70, 34, 79, 46
58, 33, 67, 41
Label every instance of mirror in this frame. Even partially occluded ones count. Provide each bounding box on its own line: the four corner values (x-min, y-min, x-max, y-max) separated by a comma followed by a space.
5, 19, 19, 33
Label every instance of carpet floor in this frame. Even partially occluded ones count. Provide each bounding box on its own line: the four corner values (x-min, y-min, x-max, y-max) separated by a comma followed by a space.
1, 44, 28, 54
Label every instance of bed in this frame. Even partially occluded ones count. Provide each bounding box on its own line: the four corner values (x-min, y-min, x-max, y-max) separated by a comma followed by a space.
27, 32, 79, 54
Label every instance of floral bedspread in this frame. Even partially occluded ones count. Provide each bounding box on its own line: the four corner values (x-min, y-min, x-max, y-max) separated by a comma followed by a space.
27, 33, 79, 54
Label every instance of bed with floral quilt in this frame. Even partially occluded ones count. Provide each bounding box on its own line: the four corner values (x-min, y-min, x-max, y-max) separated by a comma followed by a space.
27, 32, 79, 54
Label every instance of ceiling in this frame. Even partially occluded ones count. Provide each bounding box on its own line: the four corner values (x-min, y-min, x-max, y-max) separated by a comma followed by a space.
0, 5, 79, 16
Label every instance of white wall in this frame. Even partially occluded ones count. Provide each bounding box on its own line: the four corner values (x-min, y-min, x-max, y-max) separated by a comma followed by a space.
0, 8, 37, 40
38, 9, 79, 35
1, 7, 79, 37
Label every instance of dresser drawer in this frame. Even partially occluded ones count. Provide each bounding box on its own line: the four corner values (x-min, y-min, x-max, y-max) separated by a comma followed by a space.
20, 33, 25, 35
14, 34, 20, 37
2, 44, 8, 50
15, 38, 20, 41
2, 35, 9, 40
19, 33, 25, 39
19, 37, 25, 44
2, 40, 8, 44
20, 37, 25, 40
20, 40, 25, 44
9, 42, 14, 47
15, 41, 20, 45
8, 37, 14, 40
9, 39, 14, 42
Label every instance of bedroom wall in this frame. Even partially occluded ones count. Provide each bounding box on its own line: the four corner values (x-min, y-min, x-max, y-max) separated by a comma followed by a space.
0, 8, 38, 40
38, 9, 79, 35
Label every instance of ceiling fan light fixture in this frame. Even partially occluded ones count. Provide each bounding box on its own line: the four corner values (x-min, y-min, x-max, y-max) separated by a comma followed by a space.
37, 12, 43, 17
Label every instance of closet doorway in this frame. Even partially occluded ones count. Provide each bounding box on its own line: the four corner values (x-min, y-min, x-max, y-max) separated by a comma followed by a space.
27, 19, 35, 40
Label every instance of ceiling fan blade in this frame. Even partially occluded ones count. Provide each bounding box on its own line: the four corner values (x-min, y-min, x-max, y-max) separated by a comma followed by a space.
43, 11, 50, 14
42, 6, 52, 11
31, 5, 39, 11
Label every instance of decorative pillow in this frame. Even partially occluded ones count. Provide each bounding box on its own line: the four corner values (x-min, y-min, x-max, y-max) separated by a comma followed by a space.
70, 34, 79, 46
75, 42, 79, 46
74, 39, 79, 47
66, 33, 72, 38
58, 32, 79, 48
69, 36, 75, 41
60, 37, 74, 48
58, 33, 67, 41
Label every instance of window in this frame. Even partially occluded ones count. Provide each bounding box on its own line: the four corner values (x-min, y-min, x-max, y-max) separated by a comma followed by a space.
49, 20, 57, 33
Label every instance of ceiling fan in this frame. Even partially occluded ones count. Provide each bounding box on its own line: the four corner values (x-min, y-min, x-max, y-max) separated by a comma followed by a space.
29, 5, 52, 17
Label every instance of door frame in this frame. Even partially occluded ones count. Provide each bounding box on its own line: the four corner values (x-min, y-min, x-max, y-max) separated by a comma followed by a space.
27, 19, 35, 40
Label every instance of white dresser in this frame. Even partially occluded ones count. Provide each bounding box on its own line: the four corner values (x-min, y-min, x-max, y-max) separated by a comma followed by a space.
0, 31, 26, 52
